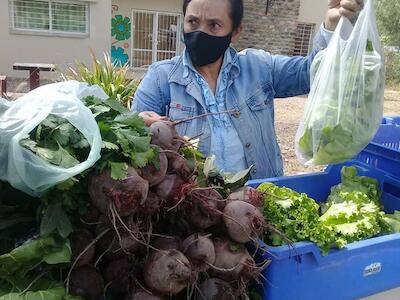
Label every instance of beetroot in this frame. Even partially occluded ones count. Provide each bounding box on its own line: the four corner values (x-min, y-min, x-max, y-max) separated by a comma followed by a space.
138, 191, 162, 215
88, 167, 149, 217
166, 152, 192, 180
223, 201, 265, 243
103, 257, 134, 294
69, 266, 104, 300
182, 233, 215, 272
70, 229, 96, 267
197, 278, 235, 300
144, 249, 192, 295
80, 206, 100, 226
185, 189, 224, 229
126, 290, 165, 300
141, 151, 168, 187
153, 236, 182, 251
97, 219, 140, 259
150, 121, 182, 151
210, 238, 259, 282
227, 187, 264, 208
155, 174, 187, 208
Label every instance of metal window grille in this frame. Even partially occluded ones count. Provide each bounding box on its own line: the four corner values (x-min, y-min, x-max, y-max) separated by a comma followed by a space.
10, 0, 89, 35
131, 9, 182, 68
293, 23, 315, 56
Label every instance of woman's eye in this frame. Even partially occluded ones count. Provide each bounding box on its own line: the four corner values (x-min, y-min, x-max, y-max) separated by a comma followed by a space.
211, 23, 220, 29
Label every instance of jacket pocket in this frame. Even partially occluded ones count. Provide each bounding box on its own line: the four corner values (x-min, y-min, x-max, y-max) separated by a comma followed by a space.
168, 104, 195, 137
245, 82, 274, 111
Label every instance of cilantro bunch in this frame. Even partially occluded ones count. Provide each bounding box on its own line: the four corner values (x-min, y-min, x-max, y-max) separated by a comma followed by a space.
20, 96, 157, 181
18, 96, 158, 239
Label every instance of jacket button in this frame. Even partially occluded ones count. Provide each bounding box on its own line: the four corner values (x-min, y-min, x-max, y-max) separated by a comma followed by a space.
232, 111, 241, 118
245, 143, 251, 148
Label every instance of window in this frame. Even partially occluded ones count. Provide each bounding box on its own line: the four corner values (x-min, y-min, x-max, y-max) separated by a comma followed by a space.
10, 0, 89, 36
293, 23, 315, 56
131, 10, 183, 68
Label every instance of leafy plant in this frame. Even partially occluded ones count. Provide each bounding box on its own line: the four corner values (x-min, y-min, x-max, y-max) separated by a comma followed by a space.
19, 115, 90, 169
258, 181, 326, 247
382, 210, 400, 233
0, 235, 71, 298
259, 166, 389, 255
19, 96, 157, 238
297, 41, 383, 165
383, 49, 400, 85
62, 50, 138, 109
376, 0, 400, 49
0, 182, 40, 255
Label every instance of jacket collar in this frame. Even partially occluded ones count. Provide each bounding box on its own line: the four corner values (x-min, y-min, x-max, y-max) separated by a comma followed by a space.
168, 46, 240, 85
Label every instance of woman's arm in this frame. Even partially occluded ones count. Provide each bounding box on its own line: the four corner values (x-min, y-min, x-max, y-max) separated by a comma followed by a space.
132, 64, 171, 125
132, 64, 169, 116
271, 0, 363, 98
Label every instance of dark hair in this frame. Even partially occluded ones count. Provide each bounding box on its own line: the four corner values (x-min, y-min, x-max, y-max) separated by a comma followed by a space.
182, 0, 243, 30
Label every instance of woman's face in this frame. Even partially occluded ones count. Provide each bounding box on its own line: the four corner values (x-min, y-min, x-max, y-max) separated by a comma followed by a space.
184, 0, 241, 42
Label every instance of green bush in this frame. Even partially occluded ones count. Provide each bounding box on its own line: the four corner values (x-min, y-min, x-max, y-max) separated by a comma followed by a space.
62, 50, 138, 109
384, 49, 400, 86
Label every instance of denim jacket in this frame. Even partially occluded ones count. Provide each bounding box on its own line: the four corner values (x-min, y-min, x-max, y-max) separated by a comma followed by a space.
133, 26, 332, 179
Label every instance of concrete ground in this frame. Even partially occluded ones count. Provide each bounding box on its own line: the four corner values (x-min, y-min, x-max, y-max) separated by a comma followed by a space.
362, 287, 400, 300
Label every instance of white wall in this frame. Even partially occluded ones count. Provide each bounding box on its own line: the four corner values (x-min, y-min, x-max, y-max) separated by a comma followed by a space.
299, 0, 328, 26
0, 0, 112, 78
114, 0, 182, 14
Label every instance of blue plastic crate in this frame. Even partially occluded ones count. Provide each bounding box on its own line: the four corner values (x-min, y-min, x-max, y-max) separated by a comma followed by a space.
248, 160, 400, 300
382, 116, 400, 125
355, 124, 400, 178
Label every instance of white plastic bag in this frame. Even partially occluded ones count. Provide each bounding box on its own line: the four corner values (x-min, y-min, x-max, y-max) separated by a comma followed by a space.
295, 0, 384, 165
0, 81, 107, 196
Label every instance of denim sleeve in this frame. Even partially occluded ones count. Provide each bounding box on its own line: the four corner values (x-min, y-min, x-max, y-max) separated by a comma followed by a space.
271, 24, 333, 98
131, 65, 167, 115
313, 23, 334, 51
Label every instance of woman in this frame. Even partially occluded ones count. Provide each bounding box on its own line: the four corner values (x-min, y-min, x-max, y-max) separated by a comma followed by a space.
132, 0, 363, 179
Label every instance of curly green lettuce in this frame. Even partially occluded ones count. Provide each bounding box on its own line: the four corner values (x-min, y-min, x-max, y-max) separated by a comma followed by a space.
258, 182, 322, 245
258, 166, 387, 255
382, 211, 400, 233
319, 190, 383, 248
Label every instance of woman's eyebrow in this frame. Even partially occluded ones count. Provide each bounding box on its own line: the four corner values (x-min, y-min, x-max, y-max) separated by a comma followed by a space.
186, 14, 200, 21
207, 18, 224, 24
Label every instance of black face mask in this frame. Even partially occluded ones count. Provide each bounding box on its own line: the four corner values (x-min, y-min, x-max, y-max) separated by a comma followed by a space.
183, 31, 232, 66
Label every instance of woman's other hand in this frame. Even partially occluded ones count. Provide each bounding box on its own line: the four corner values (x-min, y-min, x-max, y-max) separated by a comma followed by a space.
325, 0, 364, 30
138, 111, 168, 126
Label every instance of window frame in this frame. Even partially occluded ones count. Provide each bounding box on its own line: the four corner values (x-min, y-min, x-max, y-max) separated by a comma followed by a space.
9, 0, 90, 38
293, 22, 316, 56
130, 9, 183, 69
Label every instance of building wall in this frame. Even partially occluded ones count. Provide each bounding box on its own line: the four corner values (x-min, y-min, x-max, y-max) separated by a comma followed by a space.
114, 0, 182, 13
0, 0, 112, 78
298, 0, 327, 26
235, 0, 301, 55
111, 0, 182, 68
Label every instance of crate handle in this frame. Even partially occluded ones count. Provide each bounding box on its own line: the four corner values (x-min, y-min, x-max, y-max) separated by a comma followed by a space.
383, 175, 400, 199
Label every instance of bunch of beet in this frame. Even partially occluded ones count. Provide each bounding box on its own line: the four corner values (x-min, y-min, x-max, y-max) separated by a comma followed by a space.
67, 120, 269, 300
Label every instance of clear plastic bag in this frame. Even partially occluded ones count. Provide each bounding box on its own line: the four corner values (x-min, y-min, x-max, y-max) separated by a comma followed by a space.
295, 0, 384, 165
0, 81, 107, 196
